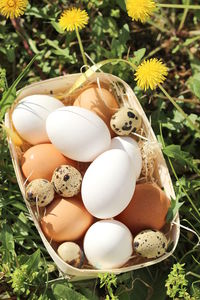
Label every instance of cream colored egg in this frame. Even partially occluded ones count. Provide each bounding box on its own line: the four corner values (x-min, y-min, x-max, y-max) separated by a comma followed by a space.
51, 165, 82, 197
25, 179, 54, 207
133, 230, 168, 259
57, 242, 83, 267
110, 107, 142, 135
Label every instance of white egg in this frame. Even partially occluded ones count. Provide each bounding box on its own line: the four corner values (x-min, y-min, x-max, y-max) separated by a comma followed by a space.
46, 106, 111, 162
110, 137, 142, 179
82, 149, 136, 218
12, 95, 64, 145
84, 220, 133, 269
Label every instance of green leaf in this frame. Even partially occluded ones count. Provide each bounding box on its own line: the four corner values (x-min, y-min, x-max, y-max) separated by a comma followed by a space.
103, 18, 119, 38
52, 283, 88, 300
6, 45, 15, 63
0, 46, 6, 55
0, 54, 39, 120
26, 6, 44, 18
28, 38, 39, 54
185, 113, 200, 133
0, 224, 15, 264
111, 9, 120, 18
163, 144, 200, 174
119, 24, 130, 45
109, 24, 130, 58
187, 73, 200, 99
111, 39, 126, 58
51, 21, 65, 34
166, 197, 184, 222
0, 87, 16, 116
131, 48, 146, 66
183, 36, 200, 47
92, 16, 118, 39
190, 57, 200, 73
192, 283, 200, 299
78, 288, 99, 300
116, 0, 126, 11
26, 249, 41, 274
10, 201, 27, 212
0, 67, 7, 92
46, 39, 76, 62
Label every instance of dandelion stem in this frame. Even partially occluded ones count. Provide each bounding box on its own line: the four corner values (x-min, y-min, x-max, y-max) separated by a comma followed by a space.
158, 84, 200, 134
157, 4, 200, 10
75, 27, 87, 66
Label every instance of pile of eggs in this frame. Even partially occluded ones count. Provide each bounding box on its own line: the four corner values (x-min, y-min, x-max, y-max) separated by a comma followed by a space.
12, 84, 170, 270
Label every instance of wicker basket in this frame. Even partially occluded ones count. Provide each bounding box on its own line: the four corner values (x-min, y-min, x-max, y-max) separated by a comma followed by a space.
5, 72, 180, 281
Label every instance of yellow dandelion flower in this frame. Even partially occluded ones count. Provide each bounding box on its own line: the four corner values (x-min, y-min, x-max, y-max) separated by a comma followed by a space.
0, 0, 28, 19
59, 8, 89, 32
135, 58, 168, 91
126, 0, 156, 23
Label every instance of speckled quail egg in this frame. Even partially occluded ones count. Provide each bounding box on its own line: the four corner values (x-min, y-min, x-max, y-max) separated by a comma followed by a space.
51, 165, 82, 197
25, 179, 54, 207
133, 230, 168, 259
110, 107, 142, 135
57, 242, 84, 268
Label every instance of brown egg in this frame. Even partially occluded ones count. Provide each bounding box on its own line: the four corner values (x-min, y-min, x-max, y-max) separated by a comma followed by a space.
40, 196, 94, 242
73, 84, 119, 136
21, 143, 77, 182
116, 183, 170, 235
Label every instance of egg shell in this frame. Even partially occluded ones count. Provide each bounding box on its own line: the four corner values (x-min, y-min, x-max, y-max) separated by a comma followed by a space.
57, 242, 84, 268
25, 179, 54, 207
21, 144, 77, 182
110, 136, 142, 179
81, 149, 136, 219
83, 220, 133, 269
110, 107, 142, 135
12, 95, 64, 145
46, 106, 111, 162
73, 84, 119, 137
51, 165, 82, 197
116, 183, 170, 234
40, 196, 94, 242
133, 230, 168, 259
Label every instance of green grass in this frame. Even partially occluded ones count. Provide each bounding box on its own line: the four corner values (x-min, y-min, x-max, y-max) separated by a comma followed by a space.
0, 0, 200, 299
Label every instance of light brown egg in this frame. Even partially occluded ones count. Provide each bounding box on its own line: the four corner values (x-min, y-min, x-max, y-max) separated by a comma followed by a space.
40, 196, 94, 242
115, 183, 170, 235
21, 143, 77, 182
73, 84, 119, 136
